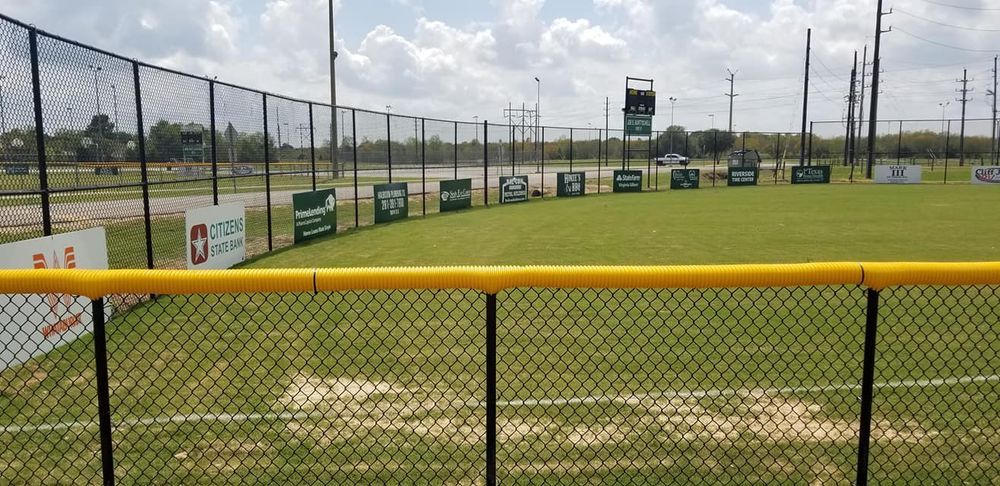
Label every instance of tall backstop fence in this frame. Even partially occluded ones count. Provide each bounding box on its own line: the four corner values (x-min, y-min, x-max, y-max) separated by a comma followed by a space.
0, 263, 997, 485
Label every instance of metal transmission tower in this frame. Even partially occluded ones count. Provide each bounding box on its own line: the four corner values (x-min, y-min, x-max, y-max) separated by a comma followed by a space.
956, 68, 973, 166
989, 56, 998, 165
856, 44, 868, 165
724, 68, 739, 133
503, 103, 537, 169
865, 0, 891, 179
845, 52, 858, 168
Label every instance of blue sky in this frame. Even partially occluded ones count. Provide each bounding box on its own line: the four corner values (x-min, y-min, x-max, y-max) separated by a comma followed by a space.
2, 0, 998, 134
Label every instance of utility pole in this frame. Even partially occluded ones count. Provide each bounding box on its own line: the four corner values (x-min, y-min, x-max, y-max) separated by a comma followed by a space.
605, 97, 610, 166
329, 0, 340, 176
956, 68, 972, 166
799, 28, 811, 166
990, 56, 998, 164
725, 68, 739, 133
847, 51, 858, 168
865, 0, 891, 178
856, 44, 868, 164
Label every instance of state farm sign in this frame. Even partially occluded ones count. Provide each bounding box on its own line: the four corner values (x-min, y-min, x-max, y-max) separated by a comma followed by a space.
185, 202, 246, 269
0, 227, 109, 371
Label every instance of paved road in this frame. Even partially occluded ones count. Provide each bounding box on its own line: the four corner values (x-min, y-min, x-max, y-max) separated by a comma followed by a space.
2, 164, 750, 228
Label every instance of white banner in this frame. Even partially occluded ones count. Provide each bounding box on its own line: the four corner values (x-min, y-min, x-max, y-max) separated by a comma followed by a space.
874, 165, 922, 184
0, 227, 108, 371
971, 166, 1000, 185
185, 202, 246, 269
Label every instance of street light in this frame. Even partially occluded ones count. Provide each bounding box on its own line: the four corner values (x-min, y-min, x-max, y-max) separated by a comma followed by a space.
473, 115, 479, 143
938, 101, 950, 134
385, 105, 392, 114
534, 77, 540, 163
110, 83, 119, 131
86, 64, 105, 162
669, 97, 677, 127
708, 114, 715, 130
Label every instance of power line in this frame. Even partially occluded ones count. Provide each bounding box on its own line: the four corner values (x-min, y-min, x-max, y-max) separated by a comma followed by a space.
916, 0, 1000, 12
895, 27, 1000, 53
896, 8, 1000, 32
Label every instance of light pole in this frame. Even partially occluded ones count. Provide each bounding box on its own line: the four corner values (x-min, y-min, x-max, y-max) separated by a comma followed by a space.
110, 83, 119, 131
0, 75, 6, 136
939, 101, 950, 134
668, 96, 677, 153
534, 76, 540, 163
329, 0, 339, 175
473, 115, 479, 143
708, 114, 715, 130
86, 64, 104, 162
386, 105, 392, 115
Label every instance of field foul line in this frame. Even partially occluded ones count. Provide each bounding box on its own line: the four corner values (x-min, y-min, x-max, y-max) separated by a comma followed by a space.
3, 374, 996, 435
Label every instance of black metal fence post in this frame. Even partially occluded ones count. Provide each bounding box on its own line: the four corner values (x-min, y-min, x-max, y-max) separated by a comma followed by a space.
713, 131, 719, 188
485, 292, 497, 486
92, 298, 116, 486
569, 127, 574, 172
453, 121, 458, 180
654, 132, 660, 191
483, 121, 489, 206
28, 28, 51, 236
308, 103, 316, 191
808, 121, 814, 167
421, 118, 426, 216
262, 93, 272, 251
855, 288, 880, 486
133, 62, 153, 269
386, 112, 393, 183
352, 109, 359, 227
209, 80, 218, 205
540, 126, 545, 197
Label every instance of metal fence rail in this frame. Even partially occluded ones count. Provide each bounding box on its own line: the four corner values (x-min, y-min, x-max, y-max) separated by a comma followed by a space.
0, 263, 997, 484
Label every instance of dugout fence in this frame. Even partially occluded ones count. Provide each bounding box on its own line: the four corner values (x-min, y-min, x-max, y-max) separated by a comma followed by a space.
0, 263, 997, 485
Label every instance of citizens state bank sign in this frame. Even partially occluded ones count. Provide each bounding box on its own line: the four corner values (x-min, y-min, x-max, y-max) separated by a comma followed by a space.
185, 202, 246, 269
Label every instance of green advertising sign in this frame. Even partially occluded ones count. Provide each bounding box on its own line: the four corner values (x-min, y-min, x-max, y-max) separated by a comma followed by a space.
556, 172, 585, 197
374, 182, 409, 223
670, 168, 700, 189
500, 175, 529, 204
292, 188, 337, 243
625, 115, 652, 136
791, 165, 831, 184
727, 168, 758, 186
613, 170, 642, 193
440, 178, 472, 212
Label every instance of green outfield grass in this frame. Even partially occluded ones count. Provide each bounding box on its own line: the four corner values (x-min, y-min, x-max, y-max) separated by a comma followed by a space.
1, 184, 998, 484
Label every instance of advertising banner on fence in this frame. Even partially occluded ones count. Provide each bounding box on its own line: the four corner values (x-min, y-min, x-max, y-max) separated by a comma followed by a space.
791, 166, 831, 184
971, 166, 1000, 185
0, 227, 108, 371
185, 202, 246, 270
292, 189, 337, 244
728, 167, 758, 186
94, 166, 119, 176
4, 164, 29, 175
557, 172, 585, 197
440, 179, 473, 212
670, 169, 700, 189
374, 182, 409, 223
613, 170, 642, 192
875, 165, 922, 184
500, 175, 529, 204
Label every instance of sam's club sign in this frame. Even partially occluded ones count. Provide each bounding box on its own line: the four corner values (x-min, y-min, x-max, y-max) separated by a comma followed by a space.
557, 172, 585, 197
500, 175, 529, 204
971, 166, 1000, 185
374, 182, 409, 223
791, 166, 831, 184
293, 189, 336, 243
875, 165, 921, 184
186, 202, 246, 270
613, 170, 642, 192
440, 179, 472, 212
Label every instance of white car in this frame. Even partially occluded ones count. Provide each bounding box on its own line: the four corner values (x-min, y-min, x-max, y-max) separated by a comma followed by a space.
655, 154, 689, 166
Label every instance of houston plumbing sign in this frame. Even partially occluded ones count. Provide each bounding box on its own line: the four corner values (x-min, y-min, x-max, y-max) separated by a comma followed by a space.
0, 227, 108, 371
186, 202, 246, 269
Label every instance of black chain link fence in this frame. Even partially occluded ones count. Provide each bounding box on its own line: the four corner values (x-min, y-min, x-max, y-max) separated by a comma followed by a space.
1, 283, 996, 484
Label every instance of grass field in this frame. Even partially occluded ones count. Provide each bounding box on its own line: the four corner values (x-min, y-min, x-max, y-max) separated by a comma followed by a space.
0, 184, 997, 484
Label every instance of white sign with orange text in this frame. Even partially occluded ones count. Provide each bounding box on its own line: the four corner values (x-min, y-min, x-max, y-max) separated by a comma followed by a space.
0, 227, 108, 371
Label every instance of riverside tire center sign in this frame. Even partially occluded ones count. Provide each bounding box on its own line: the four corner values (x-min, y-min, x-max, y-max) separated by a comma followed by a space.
500, 175, 529, 204
613, 170, 642, 193
670, 169, 700, 189
293, 189, 337, 244
728, 167, 759, 186
374, 182, 409, 223
971, 166, 1000, 184
874, 165, 922, 184
440, 179, 473, 212
0, 227, 109, 371
791, 166, 831, 184
186, 202, 246, 270
557, 172, 585, 197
